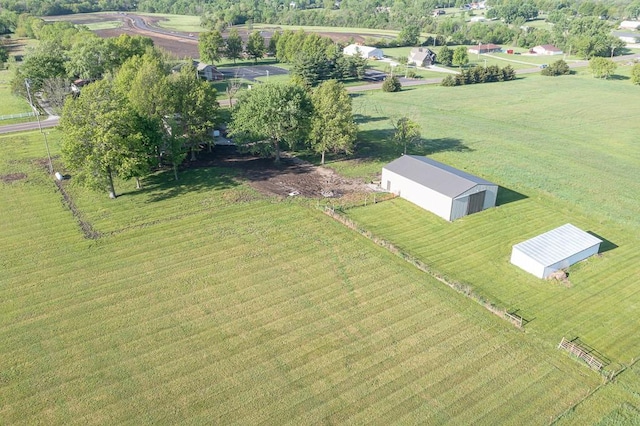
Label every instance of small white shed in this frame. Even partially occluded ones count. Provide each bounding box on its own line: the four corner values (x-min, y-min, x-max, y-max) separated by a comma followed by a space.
510, 224, 602, 279
381, 155, 498, 221
343, 44, 384, 59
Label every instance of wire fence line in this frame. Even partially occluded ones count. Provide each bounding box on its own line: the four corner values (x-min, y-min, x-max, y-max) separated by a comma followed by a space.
0, 111, 39, 121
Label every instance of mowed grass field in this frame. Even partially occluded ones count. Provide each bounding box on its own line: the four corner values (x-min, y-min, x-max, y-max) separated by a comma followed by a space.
0, 70, 36, 124
0, 131, 603, 424
341, 72, 640, 371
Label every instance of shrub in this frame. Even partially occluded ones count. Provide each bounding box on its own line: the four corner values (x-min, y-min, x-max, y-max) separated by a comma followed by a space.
631, 63, 640, 85
541, 59, 570, 76
441, 75, 456, 86
382, 75, 401, 92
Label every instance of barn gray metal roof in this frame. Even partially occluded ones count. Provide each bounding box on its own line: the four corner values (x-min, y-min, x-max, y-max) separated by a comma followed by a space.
512, 224, 602, 267
383, 155, 496, 198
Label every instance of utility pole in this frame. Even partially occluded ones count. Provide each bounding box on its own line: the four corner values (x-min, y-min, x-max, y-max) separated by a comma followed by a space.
25, 79, 53, 174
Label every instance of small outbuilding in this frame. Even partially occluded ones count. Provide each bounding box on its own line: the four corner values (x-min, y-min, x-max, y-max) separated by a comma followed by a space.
381, 155, 498, 221
510, 224, 602, 279
532, 44, 563, 55
343, 44, 384, 59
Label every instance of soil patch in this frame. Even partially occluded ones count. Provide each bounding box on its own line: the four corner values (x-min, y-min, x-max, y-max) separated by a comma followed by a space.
54, 180, 100, 239
0, 173, 27, 183
187, 146, 372, 199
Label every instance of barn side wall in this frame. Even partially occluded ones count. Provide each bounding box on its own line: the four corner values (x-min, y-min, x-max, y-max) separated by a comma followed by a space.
450, 184, 498, 221
510, 246, 545, 278
381, 168, 453, 221
542, 244, 601, 278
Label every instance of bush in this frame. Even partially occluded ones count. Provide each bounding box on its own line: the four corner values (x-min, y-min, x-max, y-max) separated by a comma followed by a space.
541, 59, 570, 76
382, 75, 401, 92
631, 63, 640, 85
441, 75, 456, 86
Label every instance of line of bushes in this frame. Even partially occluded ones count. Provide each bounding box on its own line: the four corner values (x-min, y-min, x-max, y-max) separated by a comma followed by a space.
441, 65, 516, 87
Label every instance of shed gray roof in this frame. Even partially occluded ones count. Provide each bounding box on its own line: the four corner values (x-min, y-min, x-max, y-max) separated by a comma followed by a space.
383, 155, 496, 198
512, 224, 602, 267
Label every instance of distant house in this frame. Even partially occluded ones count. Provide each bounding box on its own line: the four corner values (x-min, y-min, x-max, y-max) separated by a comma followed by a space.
70, 78, 90, 94
196, 62, 223, 81
532, 44, 563, 55
470, 16, 487, 22
432, 9, 445, 17
343, 44, 384, 59
468, 43, 502, 54
613, 31, 640, 43
619, 20, 640, 30
510, 224, 602, 278
408, 47, 437, 67
381, 155, 498, 221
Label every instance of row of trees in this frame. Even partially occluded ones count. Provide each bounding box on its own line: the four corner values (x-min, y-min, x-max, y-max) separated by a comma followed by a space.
230, 80, 357, 165
441, 65, 516, 86
199, 28, 268, 64
60, 51, 219, 198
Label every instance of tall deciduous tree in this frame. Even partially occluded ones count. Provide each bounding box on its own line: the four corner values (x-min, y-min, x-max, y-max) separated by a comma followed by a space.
168, 65, 220, 160
65, 35, 109, 80
229, 82, 313, 163
392, 117, 421, 155
310, 80, 357, 165
452, 46, 469, 68
225, 28, 243, 63
246, 30, 266, 63
60, 79, 152, 198
199, 29, 225, 63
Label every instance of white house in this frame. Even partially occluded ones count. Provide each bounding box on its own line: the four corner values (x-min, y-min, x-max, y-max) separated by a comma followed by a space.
510, 224, 602, 279
343, 44, 384, 59
381, 155, 498, 221
532, 44, 563, 55
619, 20, 640, 30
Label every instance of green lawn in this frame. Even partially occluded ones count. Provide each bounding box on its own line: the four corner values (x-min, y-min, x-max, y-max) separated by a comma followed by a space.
146, 13, 205, 33
0, 130, 603, 424
83, 20, 122, 31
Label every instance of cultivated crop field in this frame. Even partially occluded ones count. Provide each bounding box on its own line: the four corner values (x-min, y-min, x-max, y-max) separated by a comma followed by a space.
0, 131, 604, 424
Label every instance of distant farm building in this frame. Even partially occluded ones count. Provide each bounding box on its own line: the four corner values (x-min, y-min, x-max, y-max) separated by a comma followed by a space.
432, 9, 446, 17
510, 224, 602, 279
619, 20, 640, 30
408, 47, 437, 67
532, 44, 563, 55
196, 62, 223, 81
343, 44, 384, 59
468, 43, 502, 54
613, 31, 640, 43
470, 16, 487, 22
381, 155, 498, 221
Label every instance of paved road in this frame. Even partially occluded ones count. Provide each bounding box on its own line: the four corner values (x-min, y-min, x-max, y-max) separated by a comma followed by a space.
0, 116, 59, 135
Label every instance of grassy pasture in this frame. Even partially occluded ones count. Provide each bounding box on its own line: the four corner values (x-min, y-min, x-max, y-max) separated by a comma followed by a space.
146, 13, 205, 33
336, 71, 640, 368
0, 70, 35, 124
0, 131, 603, 424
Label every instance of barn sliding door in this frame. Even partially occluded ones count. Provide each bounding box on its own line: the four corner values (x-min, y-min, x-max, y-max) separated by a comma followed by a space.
467, 191, 486, 215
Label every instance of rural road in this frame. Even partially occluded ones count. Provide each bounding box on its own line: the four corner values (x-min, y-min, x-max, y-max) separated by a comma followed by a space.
0, 116, 59, 135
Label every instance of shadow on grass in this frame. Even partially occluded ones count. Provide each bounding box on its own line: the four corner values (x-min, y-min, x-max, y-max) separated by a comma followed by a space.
495, 186, 528, 206
355, 128, 474, 163
608, 74, 629, 81
588, 231, 618, 253
122, 167, 240, 203
353, 114, 388, 124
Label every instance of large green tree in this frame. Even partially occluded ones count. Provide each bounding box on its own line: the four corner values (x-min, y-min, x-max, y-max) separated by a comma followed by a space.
225, 28, 243, 63
60, 79, 152, 198
452, 46, 469, 69
229, 82, 313, 163
65, 35, 109, 80
246, 30, 266, 63
168, 65, 220, 161
199, 29, 225, 63
310, 80, 357, 165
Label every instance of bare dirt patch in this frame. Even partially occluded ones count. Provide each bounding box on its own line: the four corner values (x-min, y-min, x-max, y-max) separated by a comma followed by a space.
188, 146, 372, 199
0, 173, 27, 183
